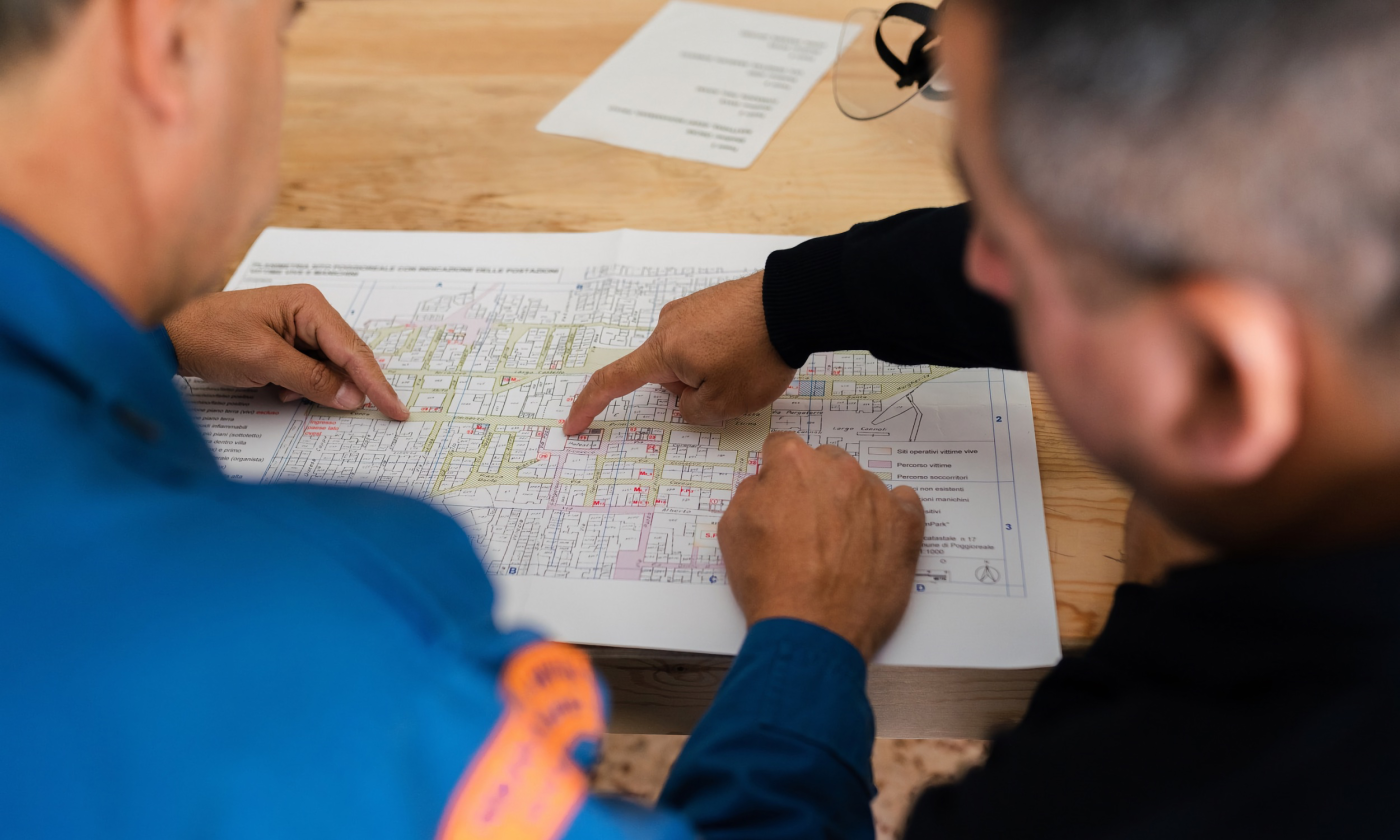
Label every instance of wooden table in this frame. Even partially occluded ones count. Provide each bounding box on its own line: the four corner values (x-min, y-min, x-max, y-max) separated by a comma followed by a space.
270, 0, 1132, 738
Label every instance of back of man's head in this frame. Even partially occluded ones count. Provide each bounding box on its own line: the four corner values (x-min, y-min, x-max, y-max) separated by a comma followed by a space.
981, 0, 1400, 348
940, 0, 1400, 550
0, 0, 293, 324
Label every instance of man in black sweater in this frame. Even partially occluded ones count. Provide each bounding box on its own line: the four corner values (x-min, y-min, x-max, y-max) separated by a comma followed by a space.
567, 0, 1400, 836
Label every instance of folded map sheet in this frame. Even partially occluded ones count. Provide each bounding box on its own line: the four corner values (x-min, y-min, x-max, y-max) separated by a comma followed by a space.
183, 227, 1062, 668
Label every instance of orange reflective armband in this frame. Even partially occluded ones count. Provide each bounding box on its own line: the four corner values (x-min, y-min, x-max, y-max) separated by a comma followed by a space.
437, 641, 606, 840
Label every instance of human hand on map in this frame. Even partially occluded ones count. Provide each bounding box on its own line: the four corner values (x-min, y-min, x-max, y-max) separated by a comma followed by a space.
165, 285, 410, 421
562, 272, 795, 435
720, 432, 926, 662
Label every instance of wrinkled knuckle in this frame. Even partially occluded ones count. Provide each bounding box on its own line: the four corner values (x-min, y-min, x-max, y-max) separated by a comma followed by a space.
586, 366, 613, 391
296, 285, 331, 312
307, 364, 337, 395
643, 338, 673, 371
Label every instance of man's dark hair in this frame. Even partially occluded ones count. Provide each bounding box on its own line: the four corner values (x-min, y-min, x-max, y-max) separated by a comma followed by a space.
976, 0, 1400, 334
1, 0, 88, 70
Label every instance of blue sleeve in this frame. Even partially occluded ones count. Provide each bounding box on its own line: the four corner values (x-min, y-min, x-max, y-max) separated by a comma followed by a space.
147, 325, 179, 373
657, 618, 877, 840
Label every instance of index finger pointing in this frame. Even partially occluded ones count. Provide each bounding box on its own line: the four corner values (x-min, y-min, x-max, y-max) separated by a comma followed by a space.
295, 295, 409, 421
564, 342, 673, 435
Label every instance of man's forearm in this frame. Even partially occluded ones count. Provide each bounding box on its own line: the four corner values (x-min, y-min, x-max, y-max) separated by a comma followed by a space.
762, 204, 1024, 371
658, 619, 878, 840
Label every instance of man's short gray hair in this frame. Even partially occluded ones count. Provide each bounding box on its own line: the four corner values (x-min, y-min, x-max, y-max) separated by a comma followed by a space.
1, 0, 88, 70
981, 0, 1400, 336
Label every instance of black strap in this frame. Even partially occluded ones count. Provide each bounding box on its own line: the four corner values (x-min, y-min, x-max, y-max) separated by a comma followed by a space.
874, 3, 938, 90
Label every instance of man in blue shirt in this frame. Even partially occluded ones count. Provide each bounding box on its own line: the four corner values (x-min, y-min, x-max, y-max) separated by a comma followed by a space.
0, 1, 923, 838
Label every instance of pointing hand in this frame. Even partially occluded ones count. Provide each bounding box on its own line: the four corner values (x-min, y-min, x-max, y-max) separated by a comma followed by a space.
563, 272, 795, 435
165, 284, 409, 420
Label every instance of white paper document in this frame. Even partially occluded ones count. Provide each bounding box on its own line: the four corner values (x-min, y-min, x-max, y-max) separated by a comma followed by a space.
184, 227, 1061, 668
537, 1, 847, 169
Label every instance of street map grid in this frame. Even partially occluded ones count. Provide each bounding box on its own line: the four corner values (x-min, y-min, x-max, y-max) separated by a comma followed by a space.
181, 228, 1060, 667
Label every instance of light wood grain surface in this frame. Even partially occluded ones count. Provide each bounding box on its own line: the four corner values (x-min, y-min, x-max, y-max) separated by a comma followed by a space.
269, 0, 1132, 738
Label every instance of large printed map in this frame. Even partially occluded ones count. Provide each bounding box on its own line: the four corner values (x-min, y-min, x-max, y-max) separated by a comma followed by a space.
181, 228, 1060, 668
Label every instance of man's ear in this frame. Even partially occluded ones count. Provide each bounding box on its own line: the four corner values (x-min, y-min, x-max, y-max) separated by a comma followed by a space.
119, 0, 196, 122
1155, 277, 1303, 486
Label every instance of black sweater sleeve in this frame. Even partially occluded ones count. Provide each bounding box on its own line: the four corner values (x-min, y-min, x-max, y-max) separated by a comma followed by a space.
760, 204, 1024, 371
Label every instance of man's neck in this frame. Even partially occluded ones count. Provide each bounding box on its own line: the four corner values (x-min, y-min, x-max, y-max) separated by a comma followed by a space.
1280, 335, 1400, 552
0, 13, 164, 326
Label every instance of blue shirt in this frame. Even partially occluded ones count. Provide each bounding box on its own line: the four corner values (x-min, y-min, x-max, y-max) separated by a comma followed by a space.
0, 221, 877, 840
